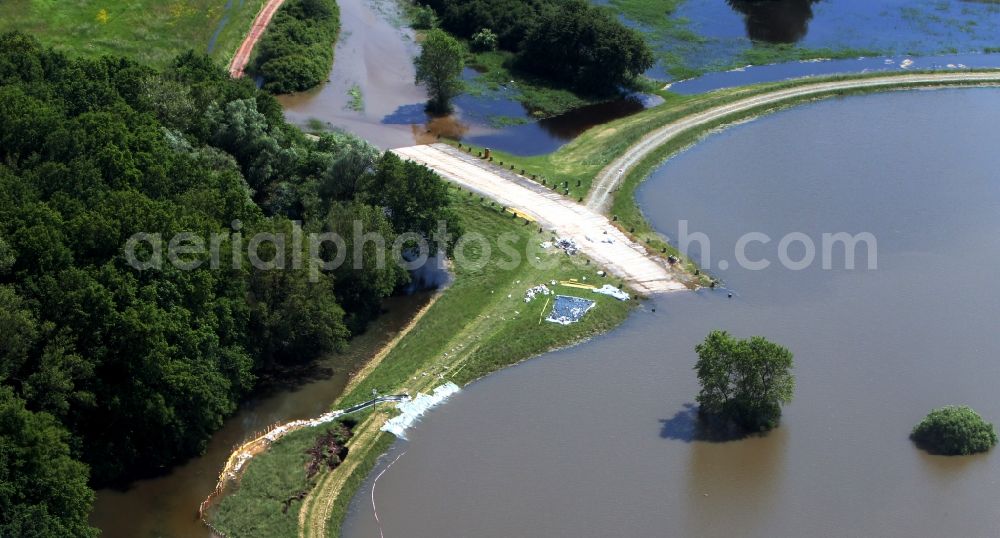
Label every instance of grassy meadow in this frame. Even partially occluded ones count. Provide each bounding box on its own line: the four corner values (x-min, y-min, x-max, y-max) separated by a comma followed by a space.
0, 0, 266, 66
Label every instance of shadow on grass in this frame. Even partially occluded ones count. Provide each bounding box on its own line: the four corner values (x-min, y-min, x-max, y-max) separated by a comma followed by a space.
659, 403, 752, 443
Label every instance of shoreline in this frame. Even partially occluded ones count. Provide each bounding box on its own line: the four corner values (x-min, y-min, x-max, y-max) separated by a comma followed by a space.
206, 70, 1000, 538
588, 71, 1000, 213
338, 288, 448, 398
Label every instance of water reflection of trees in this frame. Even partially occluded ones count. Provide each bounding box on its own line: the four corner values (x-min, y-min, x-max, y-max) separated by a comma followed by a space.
726, 0, 820, 43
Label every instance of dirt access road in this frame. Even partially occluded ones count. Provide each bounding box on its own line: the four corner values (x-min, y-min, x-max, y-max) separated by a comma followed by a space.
392, 144, 688, 295
585, 71, 1000, 213
229, 0, 286, 78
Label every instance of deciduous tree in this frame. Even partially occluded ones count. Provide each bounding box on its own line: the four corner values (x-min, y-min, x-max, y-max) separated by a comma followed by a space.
0, 387, 98, 538
415, 29, 464, 113
694, 330, 795, 432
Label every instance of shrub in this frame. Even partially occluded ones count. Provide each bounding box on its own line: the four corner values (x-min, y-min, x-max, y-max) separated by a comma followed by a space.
258, 54, 324, 94
412, 5, 438, 29
911, 406, 998, 456
470, 28, 498, 52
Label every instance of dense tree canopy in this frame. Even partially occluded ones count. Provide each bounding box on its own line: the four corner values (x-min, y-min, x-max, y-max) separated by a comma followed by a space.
418, 0, 653, 94
0, 388, 97, 537
911, 406, 998, 456
253, 0, 340, 93
694, 330, 795, 432
0, 31, 456, 533
358, 152, 458, 244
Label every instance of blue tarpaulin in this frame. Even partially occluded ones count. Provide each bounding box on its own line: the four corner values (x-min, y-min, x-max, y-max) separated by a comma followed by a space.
546, 295, 596, 325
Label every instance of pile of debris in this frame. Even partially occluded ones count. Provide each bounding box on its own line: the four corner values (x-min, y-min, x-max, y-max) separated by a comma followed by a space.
524, 284, 552, 302
304, 424, 352, 480
554, 237, 579, 255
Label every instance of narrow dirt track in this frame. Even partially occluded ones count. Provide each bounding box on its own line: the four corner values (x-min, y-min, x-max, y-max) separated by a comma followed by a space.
229, 0, 287, 78
585, 71, 1000, 213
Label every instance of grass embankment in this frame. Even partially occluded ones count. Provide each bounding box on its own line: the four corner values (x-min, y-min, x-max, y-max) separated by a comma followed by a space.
0, 0, 266, 66
443, 87, 769, 275
604, 71, 1000, 265
211, 417, 357, 537
208, 188, 636, 537
444, 90, 712, 202
297, 413, 396, 538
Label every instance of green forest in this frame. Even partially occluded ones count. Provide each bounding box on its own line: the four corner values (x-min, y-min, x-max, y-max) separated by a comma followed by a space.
0, 31, 455, 536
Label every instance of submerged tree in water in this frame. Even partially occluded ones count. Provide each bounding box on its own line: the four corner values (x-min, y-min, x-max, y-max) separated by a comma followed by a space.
415, 29, 464, 114
694, 330, 795, 432
911, 406, 998, 456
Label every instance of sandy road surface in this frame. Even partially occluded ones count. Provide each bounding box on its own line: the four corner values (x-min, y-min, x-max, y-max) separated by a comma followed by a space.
585, 71, 1000, 213
392, 144, 687, 295
229, 0, 286, 78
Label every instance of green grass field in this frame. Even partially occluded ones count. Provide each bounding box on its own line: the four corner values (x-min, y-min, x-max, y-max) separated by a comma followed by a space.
211, 424, 337, 537
336, 189, 636, 406
0, 0, 266, 66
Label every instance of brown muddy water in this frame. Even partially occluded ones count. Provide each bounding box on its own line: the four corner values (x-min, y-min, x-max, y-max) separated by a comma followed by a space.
278, 0, 427, 149
342, 89, 1000, 538
89, 293, 432, 538
278, 0, 658, 155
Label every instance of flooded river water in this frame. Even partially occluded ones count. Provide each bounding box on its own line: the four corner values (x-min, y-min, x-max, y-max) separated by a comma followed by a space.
277, 0, 658, 155
342, 89, 1000, 538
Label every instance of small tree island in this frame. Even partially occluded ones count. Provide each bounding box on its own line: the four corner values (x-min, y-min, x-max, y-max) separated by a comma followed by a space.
415, 28, 464, 113
911, 406, 998, 456
694, 330, 795, 433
